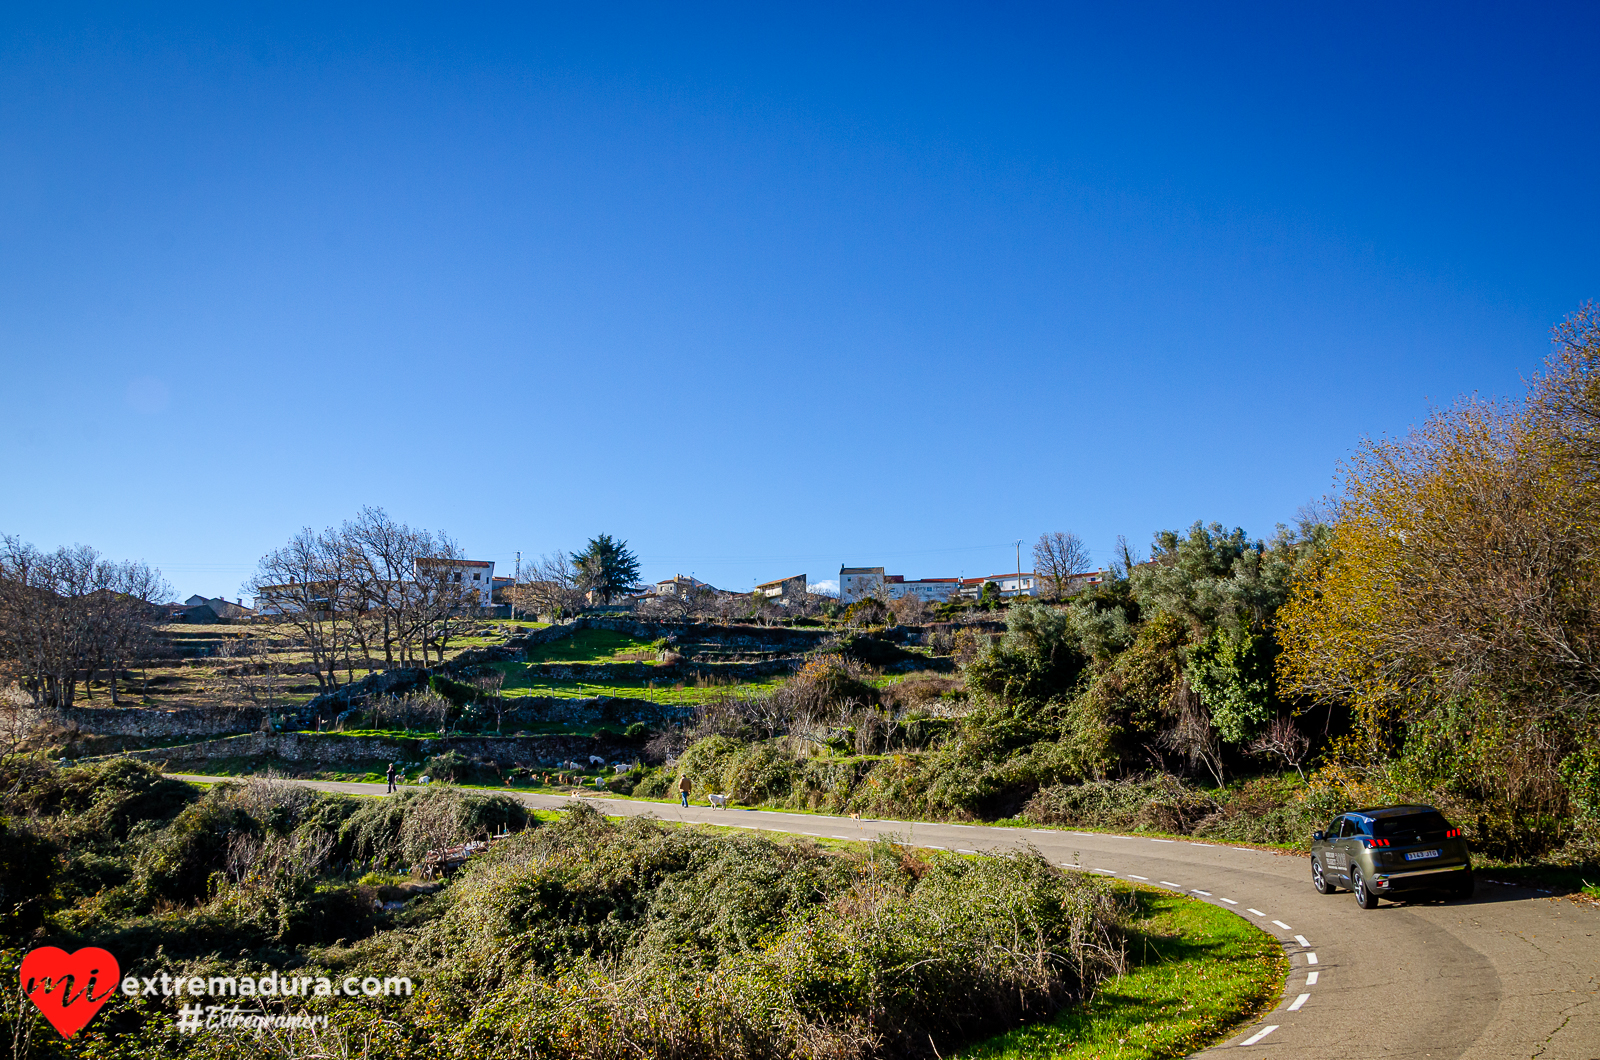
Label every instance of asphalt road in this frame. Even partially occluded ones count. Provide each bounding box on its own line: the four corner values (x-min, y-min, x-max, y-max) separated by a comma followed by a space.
171, 775, 1599, 1058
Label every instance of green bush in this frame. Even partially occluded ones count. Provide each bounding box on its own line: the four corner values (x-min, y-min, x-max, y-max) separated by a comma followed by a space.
339, 786, 529, 871
333, 808, 1124, 1060
429, 673, 480, 709
0, 816, 58, 937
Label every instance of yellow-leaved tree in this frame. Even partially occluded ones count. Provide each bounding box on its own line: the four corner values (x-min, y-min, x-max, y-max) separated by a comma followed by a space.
1278, 305, 1600, 858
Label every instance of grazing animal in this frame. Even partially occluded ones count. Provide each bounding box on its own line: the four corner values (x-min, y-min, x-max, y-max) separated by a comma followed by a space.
588, 755, 606, 766
419, 776, 431, 785
849, 812, 861, 820
708, 793, 729, 809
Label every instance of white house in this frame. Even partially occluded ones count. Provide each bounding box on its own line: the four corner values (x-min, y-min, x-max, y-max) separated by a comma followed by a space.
958, 569, 1109, 599
883, 576, 960, 603
839, 566, 885, 604
413, 558, 495, 608
839, 566, 959, 605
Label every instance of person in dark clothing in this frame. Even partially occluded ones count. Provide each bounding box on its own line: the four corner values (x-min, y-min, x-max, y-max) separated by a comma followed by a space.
678, 774, 691, 808
386, 762, 397, 794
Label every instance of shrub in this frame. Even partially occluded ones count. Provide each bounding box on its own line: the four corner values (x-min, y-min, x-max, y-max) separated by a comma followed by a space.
339, 787, 529, 871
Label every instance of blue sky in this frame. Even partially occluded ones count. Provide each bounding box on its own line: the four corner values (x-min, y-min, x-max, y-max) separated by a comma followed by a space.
2, 3, 1597, 600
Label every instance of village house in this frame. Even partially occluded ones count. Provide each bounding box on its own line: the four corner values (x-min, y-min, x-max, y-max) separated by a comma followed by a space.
414, 557, 496, 608
839, 566, 959, 605
957, 569, 1109, 599
755, 573, 807, 606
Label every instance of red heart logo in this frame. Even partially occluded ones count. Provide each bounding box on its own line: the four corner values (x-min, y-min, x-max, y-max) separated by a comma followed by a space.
20, 947, 120, 1038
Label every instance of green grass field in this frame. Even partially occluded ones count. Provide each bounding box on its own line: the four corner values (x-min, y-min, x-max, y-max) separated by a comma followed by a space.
961, 886, 1286, 1059
493, 657, 784, 705
520, 627, 664, 664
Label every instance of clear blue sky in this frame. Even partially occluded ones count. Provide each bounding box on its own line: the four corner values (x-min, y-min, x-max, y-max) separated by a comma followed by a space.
3, 3, 1597, 600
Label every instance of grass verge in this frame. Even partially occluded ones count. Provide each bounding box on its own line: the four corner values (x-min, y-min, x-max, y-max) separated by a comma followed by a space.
962, 886, 1286, 1060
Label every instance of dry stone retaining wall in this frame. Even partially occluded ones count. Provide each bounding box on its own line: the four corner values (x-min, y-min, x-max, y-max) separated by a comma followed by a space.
106, 731, 636, 768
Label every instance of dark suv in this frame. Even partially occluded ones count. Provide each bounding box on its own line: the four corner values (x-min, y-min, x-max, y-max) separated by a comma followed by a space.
1310, 805, 1473, 908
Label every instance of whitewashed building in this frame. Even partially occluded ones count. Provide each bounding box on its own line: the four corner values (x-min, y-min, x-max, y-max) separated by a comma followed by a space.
839, 566, 959, 605
414, 558, 496, 608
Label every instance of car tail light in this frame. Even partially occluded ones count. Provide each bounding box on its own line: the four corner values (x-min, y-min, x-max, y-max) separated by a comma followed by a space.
1446, 828, 1461, 839
1364, 838, 1390, 848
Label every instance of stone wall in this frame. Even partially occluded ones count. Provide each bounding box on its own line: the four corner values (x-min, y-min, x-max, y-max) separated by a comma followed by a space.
520, 659, 797, 682
108, 731, 637, 768
300, 667, 430, 716
500, 696, 691, 728
46, 704, 269, 739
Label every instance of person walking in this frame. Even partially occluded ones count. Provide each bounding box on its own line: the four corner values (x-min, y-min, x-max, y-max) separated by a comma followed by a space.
386, 762, 397, 794
677, 774, 691, 808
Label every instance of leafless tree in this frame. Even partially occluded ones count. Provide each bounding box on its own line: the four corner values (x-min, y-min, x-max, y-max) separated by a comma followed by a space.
216, 636, 288, 710
246, 527, 353, 691
0, 536, 171, 709
888, 592, 930, 626
1249, 715, 1312, 780
0, 686, 38, 765
472, 668, 509, 732
411, 535, 479, 667
1113, 534, 1141, 579
1159, 680, 1225, 787
511, 552, 589, 620
1034, 531, 1092, 600
341, 507, 460, 668
638, 583, 716, 622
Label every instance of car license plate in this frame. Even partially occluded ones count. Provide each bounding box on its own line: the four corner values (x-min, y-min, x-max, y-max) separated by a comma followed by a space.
1405, 849, 1440, 861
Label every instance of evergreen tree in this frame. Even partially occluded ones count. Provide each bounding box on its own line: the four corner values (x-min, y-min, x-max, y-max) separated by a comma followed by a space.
571, 534, 641, 604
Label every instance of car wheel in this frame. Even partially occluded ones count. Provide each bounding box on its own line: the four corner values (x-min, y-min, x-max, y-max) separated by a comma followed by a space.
1312, 858, 1335, 895
1353, 868, 1379, 909
1449, 872, 1475, 900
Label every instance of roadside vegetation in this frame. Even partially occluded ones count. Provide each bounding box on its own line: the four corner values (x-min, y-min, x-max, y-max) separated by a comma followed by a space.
963, 887, 1286, 1060
0, 759, 1139, 1060
6, 308, 1600, 1051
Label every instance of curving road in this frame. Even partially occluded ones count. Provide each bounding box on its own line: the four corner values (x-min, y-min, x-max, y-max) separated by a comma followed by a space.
171, 776, 1599, 1058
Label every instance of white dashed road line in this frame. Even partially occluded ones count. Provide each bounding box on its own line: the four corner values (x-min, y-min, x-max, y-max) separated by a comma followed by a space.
1127, 874, 1149, 880
1240, 1025, 1279, 1046
1220, 898, 1238, 904
1272, 920, 1294, 930
1192, 889, 1212, 895
1306, 971, 1319, 986
1248, 908, 1266, 916
1295, 934, 1311, 948
1306, 952, 1319, 965
1288, 993, 1311, 1012
1161, 881, 1183, 888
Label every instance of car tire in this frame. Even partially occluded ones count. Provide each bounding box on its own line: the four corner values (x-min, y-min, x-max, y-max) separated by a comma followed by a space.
1449, 872, 1475, 900
1312, 858, 1335, 894
1353, 868, 1379, 909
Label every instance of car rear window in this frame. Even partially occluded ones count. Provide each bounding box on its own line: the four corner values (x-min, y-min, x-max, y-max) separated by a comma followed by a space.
1372, 812, 1449, 838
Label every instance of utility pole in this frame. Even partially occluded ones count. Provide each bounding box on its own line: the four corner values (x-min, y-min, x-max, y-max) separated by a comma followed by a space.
1016, 539, 1023, 600
513, 551, 521, 622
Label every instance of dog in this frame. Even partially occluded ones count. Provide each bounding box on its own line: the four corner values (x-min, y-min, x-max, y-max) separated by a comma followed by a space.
707, 793, 729, 809
849, 812, 861, 820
